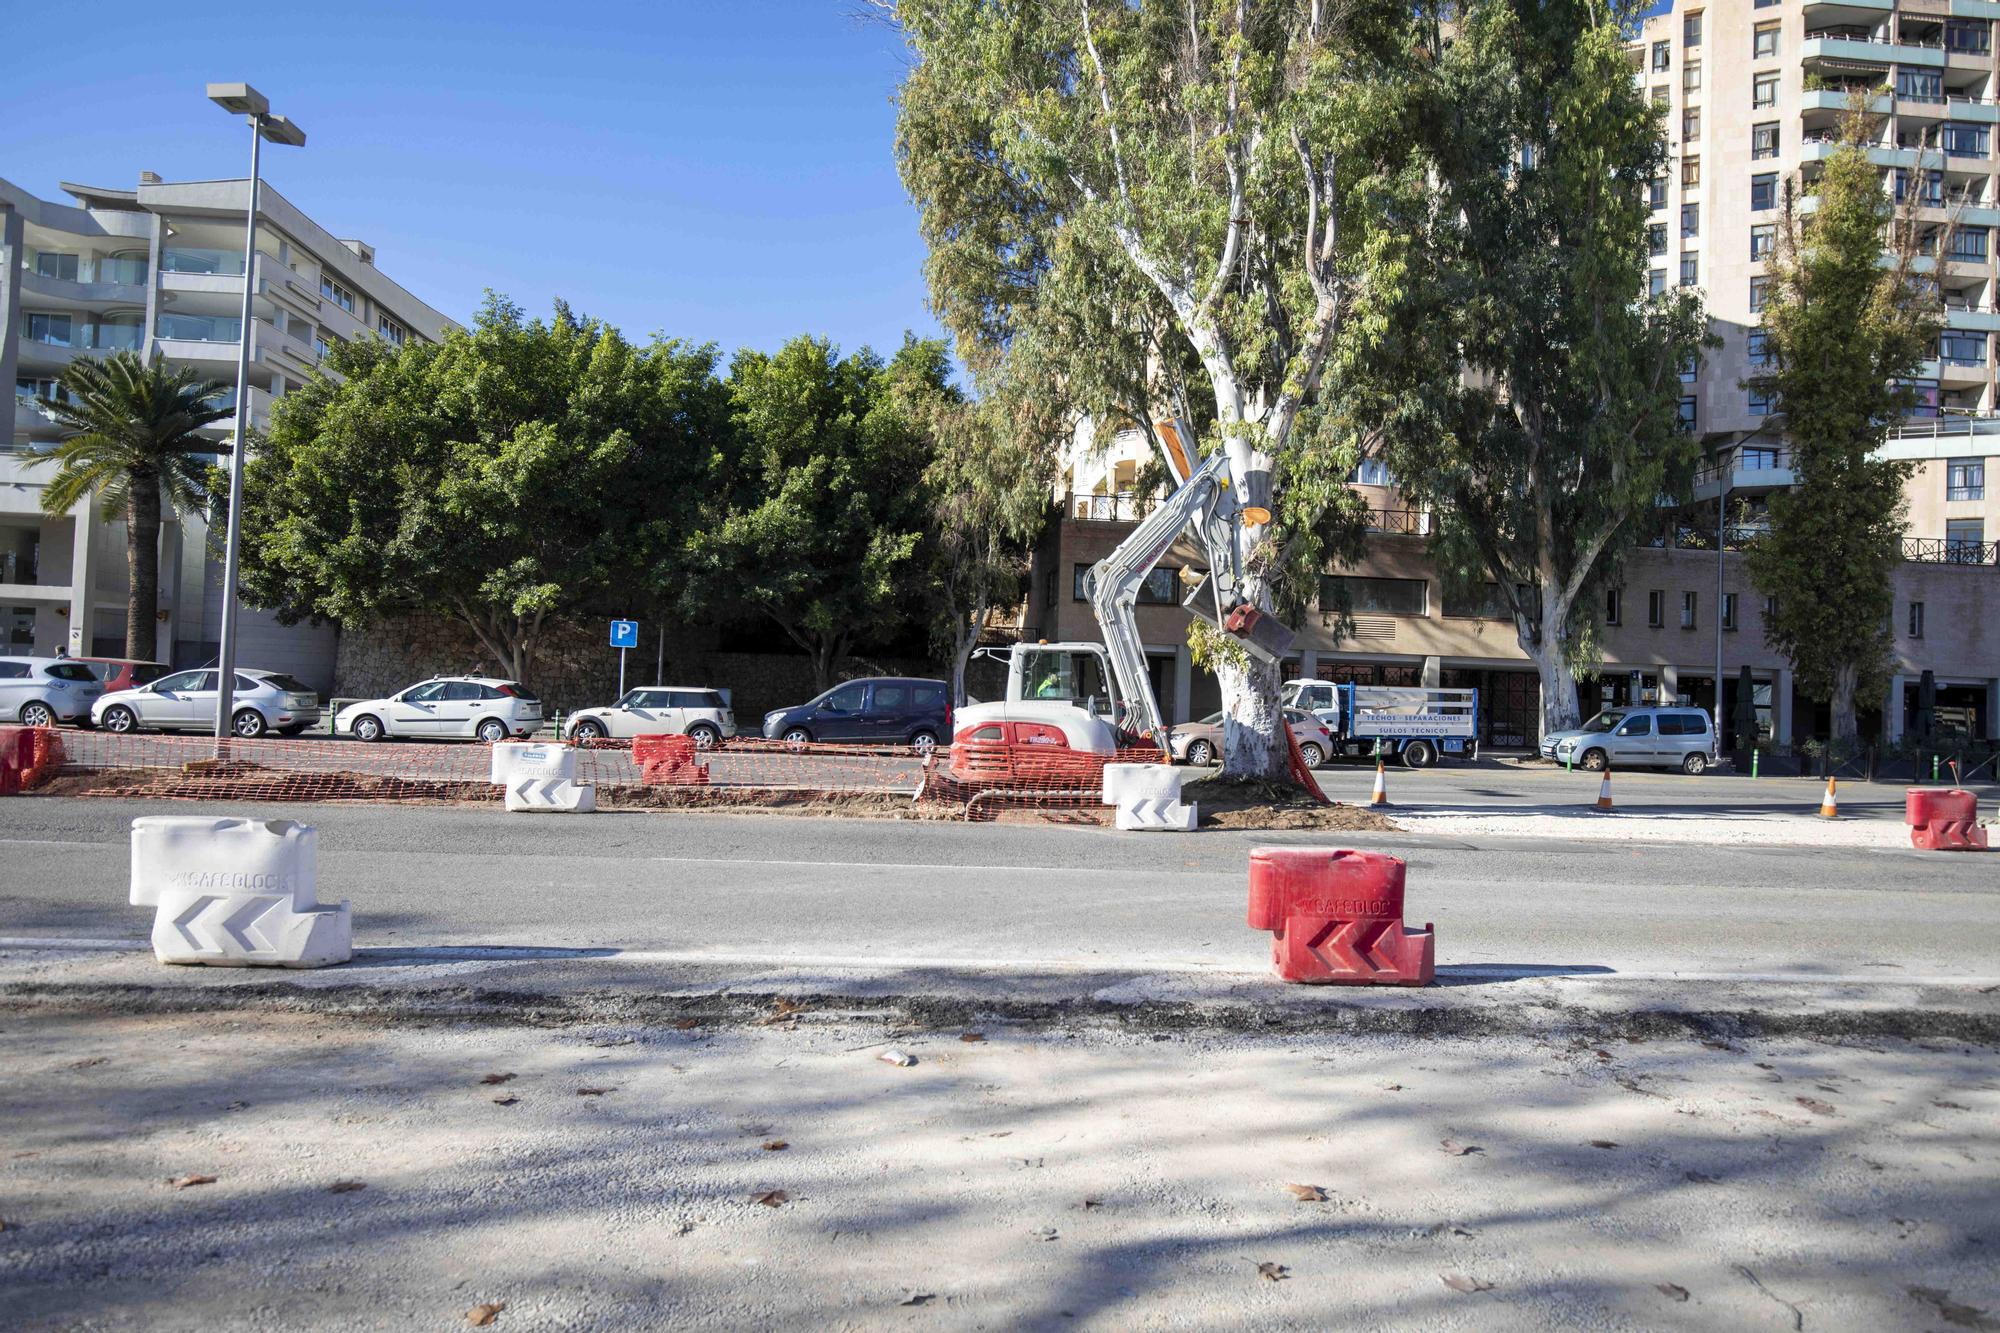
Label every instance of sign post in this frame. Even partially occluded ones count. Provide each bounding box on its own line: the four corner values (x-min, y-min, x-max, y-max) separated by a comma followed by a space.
610, 619, 639, 697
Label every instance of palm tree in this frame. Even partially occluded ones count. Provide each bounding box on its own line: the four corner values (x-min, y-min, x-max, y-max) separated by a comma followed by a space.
27, 351, 232, 660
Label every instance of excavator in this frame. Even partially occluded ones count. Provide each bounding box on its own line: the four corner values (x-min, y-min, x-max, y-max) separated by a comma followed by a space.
946, 420, 1295, 781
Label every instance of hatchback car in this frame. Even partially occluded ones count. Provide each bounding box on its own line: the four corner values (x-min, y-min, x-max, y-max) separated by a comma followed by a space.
761, 677, 950, 752
334, 676, 543, 743
564, 686, 735, 747
1170, 707, 1337, 768
74, 657, 172, 695
93, 668, 321, 738
0, 656, 104, 727
1540, 706, 1717, 774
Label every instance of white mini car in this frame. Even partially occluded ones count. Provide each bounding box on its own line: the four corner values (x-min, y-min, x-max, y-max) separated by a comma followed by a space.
93, 668, 320, 738
334, 676, 543, 743
564, 687, 735, 748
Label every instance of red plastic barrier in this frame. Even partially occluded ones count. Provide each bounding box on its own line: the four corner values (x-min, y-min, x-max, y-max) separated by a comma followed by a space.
1246, 847, 1435, 985
633, 733, 709, 786
0, 726, 64, 794
1906, 787, 1990, 851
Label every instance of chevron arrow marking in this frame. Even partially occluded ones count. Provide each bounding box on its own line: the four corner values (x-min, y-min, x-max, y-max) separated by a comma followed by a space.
172, 893, 290, 956
1119, 796, 1192, 829
1307, 916, 1395, 976
510, 777, 564, 806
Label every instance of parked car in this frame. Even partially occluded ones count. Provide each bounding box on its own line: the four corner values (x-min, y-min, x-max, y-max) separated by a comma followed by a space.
0, 655, 104, 727
74, 657, 173, 696
565, 687, 735, 747
1539, 706, 1717, 774
333, 676, 543, 743
93, 668, 321, 738
1170, 707, 1338, 768
761, 677, 950, 752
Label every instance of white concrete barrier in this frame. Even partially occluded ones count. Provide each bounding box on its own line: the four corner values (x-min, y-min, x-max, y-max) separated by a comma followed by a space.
504, 776, 597, 813
1101, 762, 1198, 832
129, 816, 350, 968
490, 742, 577, 785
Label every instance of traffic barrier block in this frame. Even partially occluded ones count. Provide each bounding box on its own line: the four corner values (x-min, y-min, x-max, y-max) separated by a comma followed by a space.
634, 733, 709, 786
504, 776, 597, 813
1102, 761, 1196, 832
0, 725, 64, 795
1906, 787, 1990, 852
490, 741, 577, 785
129, 816, 350, 968
1246, 847, 1434, 985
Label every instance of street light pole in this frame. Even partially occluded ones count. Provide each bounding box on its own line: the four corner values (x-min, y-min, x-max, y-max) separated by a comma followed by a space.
1715, 469, 1727, 745
205, 84, 305, 741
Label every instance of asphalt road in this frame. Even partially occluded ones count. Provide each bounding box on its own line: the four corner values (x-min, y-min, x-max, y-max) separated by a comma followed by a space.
3, 797, 1996, 982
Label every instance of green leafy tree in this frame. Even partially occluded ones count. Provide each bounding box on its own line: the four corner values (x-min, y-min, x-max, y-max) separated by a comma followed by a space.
237, 296, 726, 684
1746, 107, 1936, 741
690, 335, 944, 691
891, 0, 1421, 778
1357, 0, 1711, 734
27, 351, 230, 660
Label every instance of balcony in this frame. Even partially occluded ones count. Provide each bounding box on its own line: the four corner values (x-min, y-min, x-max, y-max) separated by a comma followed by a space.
1066, 491, 1151, 523
1693, 446, 1797, 500
1804, 30, 1943, 67
1904, 535, 1997, 564
1364, 508, 1433, 536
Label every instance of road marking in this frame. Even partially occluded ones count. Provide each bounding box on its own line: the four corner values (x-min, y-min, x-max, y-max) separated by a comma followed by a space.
0, 838, 114, 849
641, 855, 1232, 876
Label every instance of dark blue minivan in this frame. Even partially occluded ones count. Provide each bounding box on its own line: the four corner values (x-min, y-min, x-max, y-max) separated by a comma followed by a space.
760, 677, 950, 753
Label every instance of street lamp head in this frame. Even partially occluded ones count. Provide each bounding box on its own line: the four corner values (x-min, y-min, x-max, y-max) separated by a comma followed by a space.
206, 82, 270, 117
259, 115, 307, 148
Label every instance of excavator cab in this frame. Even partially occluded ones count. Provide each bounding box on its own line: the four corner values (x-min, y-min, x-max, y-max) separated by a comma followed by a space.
1011, 645, 1117, 719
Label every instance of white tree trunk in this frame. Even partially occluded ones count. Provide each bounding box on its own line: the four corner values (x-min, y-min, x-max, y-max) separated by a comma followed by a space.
1206, 378, 1287, 781
1521, 587, 1581, 737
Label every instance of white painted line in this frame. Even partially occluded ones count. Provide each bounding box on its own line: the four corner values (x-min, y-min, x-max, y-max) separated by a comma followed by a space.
0, 838, 117, 850
641, 855, 1228, 876
0, 937, 148, 952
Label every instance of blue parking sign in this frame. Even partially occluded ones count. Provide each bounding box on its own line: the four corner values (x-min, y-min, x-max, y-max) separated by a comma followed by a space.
609, 619, 639, 649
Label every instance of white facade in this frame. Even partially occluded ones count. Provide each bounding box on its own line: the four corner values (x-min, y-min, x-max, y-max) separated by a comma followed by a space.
1, 172, 453, 690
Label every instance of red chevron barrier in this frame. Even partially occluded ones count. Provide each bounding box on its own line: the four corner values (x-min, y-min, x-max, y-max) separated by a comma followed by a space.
632, 733, 709, 786
1906, 787, 1990, 851
1246, 847, 1435, 985
0, 726, 63, 794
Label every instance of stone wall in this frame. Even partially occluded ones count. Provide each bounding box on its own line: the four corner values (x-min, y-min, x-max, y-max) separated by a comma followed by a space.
331, 613, 1009, 724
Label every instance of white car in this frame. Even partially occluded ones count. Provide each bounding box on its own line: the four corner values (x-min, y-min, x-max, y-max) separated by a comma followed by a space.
0, 656, 104, 727
94, 668, 320, 738
335, 676, 544, 743
564, 687, 735, 748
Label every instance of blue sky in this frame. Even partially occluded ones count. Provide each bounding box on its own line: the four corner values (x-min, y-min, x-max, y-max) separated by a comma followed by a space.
6, 1, 941, 360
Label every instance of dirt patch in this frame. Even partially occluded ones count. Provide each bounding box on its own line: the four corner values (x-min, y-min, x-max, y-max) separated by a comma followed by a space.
1184, 774, 1401, 832
28, 766, 494, 805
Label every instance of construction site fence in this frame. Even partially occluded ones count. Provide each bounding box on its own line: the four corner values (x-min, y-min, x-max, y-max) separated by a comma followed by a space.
7, 728, 1179, 820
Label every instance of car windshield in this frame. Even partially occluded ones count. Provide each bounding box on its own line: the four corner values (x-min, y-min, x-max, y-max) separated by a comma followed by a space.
130, 663, 172, 685
502, 682, 538, 702
1197, 711, 1224, 726
1580, 710, 1627, 733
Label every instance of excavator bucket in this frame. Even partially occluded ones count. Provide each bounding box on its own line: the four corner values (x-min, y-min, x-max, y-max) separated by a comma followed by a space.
1223, 603, 1297, 662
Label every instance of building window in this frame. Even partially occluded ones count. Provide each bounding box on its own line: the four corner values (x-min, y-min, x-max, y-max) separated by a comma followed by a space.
1677, 396, 1697, 429
1939, 329, 1988, 366
1680, 252, 1699, 287
1942, 122, 1990, 158
1750, 276, 1771, 312
1685, 10, 1703, 46
1653, 85, 1671, 108
1723, 592, 1739, 631
1683, 61, 1702, 92
1748, 386, 1773, 415
1652, 40, 1671, 71
32, 251, 81, 281
20, 312, 74, 346
1946, 456, 1985, 500
1443, 582, 1533, 620
1651, 269, 1668, 297
1649, 223, 1668, 256
1908, 601, 1925, 638
1681, 591, 1698, 629
1681, 203, 1699, 236
377, 316, 407, 347
1743, 446, 1780, 469
1899, 68, 1943, 103
1350, 457, 1395, 487
1679, 354, 1699, 384
1753, 72, 1778, 108
1752, 122, 1779, 159
1755, 0, 1778, 7
1682, 156, 1702, 188
1763, 595, 1777, 623
1077, 564, 1180, 604
1683, 106, 1701, 141
1948, 227, 1989, 263
1648, 175, 1668, 210
1648, 590, 1666, 628
1947, 18, 1991, 55
1897, 168, 1945, 206
319, 274, 356, 313
1605, 588, 1623, 626
1751, 173, 1777, 211
1903, 378, 1942, 418
1754, 22, 1779, 58
1946, 518, 1986, 561
1748, 329, 1773, 366
1321, 576, 1428, 616
1750, 223, 1776, 260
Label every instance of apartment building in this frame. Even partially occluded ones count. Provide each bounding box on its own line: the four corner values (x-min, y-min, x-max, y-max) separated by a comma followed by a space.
0, 172, 453, 689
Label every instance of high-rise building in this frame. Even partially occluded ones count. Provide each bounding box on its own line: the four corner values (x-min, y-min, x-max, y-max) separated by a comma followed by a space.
1, 173, 453, 688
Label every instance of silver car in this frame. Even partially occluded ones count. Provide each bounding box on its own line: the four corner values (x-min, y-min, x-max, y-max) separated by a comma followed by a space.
93, 668, 322, 738
564, 687, 736, 747
0, 656, 104, 726
1541, 707, 1717, 775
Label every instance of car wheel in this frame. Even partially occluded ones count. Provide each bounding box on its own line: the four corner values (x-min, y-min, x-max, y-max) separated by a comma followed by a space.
101, 705, 138, 734
908, 729, 938, 756
573, 718, 607, 741
782, 727, 812, 748
1581, 748, 1609, 772
351, 714, 385, 743
1681, 751, 1709, 776
1402, 740, 1436, 769
232, 709, 268, 739
1298, 741, 1326, 768
688, 723, 721, 750
476, 718, 509, 744
1187, 739, 1214, 767
19, 702, 55, 729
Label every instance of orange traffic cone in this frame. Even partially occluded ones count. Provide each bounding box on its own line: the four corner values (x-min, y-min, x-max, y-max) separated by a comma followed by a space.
1371, 756, 1389, 807
1820, 775, 1839, 819
1595, 767, 1614, 812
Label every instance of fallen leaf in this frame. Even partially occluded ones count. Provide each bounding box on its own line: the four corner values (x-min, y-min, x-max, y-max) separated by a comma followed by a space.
1589, 1140, 1618, 1149
576, 1087, 616, 1097
1382, 1083, 1404, 1091
479, 1073, 515, 1086
492, 1096, 518, 1107
1257, 1262, 1289, 1282
168, 1174, 216, 1189
466, 1301, 505, 1326
1081, 1197, 1103, 1209
327, 1180, 366, 1194
960, 1032, 987, 1043
1440, 1273, 1493, 1293
674, 1019, 700, 1030
1795, 1096, 1837, 1117
1029, 1226, 1059, 1242
758, 999, 808, 1026
1593, 1049, 1613, 1062
1439, 1139, 1484, 1156
70, 1056, 107, 1070
761, 1140, 789, 1152
1657, 1282, 1690, 1302
1934, 1100, 1971, 1111
1907, 1285, 2000, 1331
900, 1293, 935, 1307
1284, 1183, 1328, 1202
753, 1189, 789, 1207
